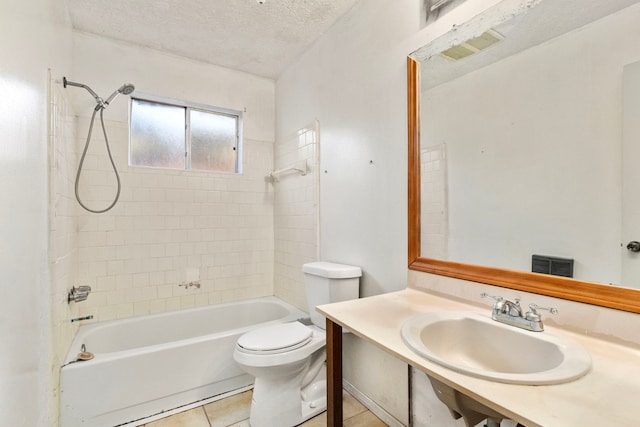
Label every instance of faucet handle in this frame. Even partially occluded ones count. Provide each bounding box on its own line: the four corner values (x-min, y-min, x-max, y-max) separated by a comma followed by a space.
480, 293, 503, 302
480, 293, 507, 313
67, 285, 92, 303
526, 303, 558, 321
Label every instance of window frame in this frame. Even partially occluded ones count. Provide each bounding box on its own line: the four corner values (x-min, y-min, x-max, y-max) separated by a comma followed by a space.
128, 92, 243, 174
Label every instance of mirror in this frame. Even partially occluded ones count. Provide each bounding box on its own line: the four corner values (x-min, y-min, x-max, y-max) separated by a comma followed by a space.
408, 0, 640, 313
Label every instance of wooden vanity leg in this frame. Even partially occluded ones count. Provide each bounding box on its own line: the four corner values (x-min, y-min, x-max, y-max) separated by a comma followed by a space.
326, 318, 343, 426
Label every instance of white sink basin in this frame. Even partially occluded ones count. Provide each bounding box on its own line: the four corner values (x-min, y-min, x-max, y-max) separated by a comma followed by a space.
401, 311, 591, 385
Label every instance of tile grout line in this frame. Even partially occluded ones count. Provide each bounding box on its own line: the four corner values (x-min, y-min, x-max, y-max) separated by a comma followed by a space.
202, 406, 212, 427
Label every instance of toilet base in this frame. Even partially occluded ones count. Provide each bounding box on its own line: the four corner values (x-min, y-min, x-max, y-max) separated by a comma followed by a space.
250, 365, 327, 427
299, 376, 327, 425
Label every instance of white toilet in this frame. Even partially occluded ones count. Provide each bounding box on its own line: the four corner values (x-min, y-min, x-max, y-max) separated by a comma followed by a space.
233, 262, 361, 427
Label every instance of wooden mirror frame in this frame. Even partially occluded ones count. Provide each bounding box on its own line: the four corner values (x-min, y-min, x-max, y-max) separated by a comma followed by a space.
407, 56, 640, 314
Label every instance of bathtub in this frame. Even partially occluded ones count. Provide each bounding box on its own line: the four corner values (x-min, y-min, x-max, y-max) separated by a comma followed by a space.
59, 296, 307, 427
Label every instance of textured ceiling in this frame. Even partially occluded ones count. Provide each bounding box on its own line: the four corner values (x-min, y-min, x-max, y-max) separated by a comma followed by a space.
67, 0, 361, 79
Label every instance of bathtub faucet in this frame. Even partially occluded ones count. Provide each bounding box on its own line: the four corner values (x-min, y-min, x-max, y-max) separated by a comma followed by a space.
68, 285, 92, 303
179, 281, 201, 289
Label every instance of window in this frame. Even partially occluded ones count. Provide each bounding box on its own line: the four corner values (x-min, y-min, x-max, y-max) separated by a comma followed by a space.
130, 96, 242, 173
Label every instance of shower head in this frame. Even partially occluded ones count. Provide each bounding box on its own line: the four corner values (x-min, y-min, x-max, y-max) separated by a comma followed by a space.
104, 83, 135, 105
120, 83, 135, 95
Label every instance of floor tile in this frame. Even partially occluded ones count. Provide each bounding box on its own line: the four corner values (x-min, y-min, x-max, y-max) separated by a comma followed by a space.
143, 388, 386, 427
300, 390, 371, 426
344, 410, 388, 427
145, 407, 211, 427
226, 420, 250, 427
342, 390, 367, 419
204, 390, 252, 427
299, 411, 326, 427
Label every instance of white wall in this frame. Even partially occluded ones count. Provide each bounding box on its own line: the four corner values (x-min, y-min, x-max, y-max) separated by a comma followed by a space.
277, 2, 416, 297
69, 34, 276, 321
423, 4, 640, 285
0, 0, 73, 426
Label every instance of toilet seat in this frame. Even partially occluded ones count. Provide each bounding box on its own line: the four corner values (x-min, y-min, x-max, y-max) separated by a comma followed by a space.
237, 322, 313, 355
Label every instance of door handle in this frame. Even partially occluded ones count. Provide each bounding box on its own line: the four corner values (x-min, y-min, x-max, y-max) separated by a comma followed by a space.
627, 241, 640, 252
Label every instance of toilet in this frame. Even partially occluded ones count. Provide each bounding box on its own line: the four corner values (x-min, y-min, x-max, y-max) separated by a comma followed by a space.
233, 262, 361, 427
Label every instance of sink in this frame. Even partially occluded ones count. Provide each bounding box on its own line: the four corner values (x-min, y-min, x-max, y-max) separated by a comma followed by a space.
401, 311, 591, 385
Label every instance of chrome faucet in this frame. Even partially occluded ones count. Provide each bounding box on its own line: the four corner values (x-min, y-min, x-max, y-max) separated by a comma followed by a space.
481, 293, 557, 332
502, 298, 523, 317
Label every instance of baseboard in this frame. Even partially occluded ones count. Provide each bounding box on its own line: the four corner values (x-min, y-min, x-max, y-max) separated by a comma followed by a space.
342, 379, 406, 427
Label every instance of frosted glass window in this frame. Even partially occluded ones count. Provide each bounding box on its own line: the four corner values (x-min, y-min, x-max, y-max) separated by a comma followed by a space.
190, 110, 237, 172
129, 96, 242, 173
130, 99, 185, 169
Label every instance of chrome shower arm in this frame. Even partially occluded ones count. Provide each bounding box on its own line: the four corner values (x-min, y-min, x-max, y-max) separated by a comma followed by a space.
63, 77, 102, 104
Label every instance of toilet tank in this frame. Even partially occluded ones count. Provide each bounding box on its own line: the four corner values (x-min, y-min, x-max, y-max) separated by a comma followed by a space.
302, 262, 361, 329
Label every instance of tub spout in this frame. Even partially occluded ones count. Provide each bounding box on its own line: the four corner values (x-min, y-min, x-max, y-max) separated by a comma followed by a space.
76, 344, 94, 361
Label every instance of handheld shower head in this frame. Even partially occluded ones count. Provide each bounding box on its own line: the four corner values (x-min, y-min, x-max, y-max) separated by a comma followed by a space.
120, 84, 135, 95
104, 83, 135, 105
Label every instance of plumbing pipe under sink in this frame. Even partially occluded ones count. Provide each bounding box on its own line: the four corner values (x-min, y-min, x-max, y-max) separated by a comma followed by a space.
427, 376, 505, 427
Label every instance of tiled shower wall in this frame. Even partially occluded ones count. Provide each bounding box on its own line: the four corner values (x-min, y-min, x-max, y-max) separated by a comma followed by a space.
73, 116, 275, 322
273, 122, 320, 311
48, 74, 79, 427
420, 144, 448, 260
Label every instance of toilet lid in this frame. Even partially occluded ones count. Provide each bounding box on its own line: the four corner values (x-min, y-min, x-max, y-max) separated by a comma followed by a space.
237, 322, 313, 354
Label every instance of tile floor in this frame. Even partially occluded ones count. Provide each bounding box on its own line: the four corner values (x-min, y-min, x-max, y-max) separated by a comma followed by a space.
142, 389, 388, 427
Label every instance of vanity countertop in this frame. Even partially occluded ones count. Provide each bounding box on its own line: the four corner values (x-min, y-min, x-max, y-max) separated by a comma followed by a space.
316, 288, 640, 427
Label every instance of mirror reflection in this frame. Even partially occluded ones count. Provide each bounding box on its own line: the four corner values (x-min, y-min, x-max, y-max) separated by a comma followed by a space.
415, 0, 640, 289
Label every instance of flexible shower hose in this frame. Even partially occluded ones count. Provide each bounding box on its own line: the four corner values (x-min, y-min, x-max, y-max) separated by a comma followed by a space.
74, 106, 121, 213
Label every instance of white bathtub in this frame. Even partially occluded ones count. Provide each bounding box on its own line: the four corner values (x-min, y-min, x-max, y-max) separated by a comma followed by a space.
59, 296, 307, 427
